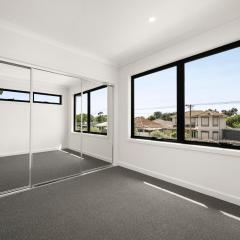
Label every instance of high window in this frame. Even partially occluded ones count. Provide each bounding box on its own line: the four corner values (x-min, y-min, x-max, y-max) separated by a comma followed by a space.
33, 92, 62, 104
0, 88, 29, 102
131, 41, 240, 150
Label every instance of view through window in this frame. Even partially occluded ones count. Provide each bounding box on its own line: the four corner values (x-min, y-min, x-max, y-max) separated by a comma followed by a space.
74, 86, 108, 135
132, 42, 240, 149
75, 93, 88, 132
90, 87, 108, 134
133, 67, 177, 140
185, 47, 240, 146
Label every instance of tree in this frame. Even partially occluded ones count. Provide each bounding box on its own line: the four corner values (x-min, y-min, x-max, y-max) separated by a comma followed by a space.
153, 111, 162, 119
222, 108, 238, 117
226, 114, 240, 128
95, 112, 107, 123
148, 115, 156, 121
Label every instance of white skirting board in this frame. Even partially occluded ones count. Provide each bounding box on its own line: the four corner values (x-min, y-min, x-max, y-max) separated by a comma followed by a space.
0, 147, 112, 163
118, 161, 240, 206
67, 147, 112, 163
0, 147, 61, 157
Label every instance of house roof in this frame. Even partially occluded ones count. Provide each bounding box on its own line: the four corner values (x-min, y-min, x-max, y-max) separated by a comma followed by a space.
172, 110, 225, 118
135, 117, 174, 130
95, 122, 107, 127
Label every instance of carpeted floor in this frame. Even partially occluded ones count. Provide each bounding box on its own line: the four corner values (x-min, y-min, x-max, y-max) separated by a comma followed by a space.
0, 166, 239, 240
0, 149, 110, 192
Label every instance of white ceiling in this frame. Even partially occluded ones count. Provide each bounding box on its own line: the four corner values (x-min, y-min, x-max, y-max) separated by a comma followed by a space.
0, 0, 240, 66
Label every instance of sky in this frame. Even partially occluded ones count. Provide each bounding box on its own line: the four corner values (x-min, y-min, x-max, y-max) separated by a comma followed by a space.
135, 47, 240, 117
76, 87, 107, 116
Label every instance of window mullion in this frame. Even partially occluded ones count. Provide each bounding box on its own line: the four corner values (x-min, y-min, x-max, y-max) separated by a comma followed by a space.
177, 63, 185, 143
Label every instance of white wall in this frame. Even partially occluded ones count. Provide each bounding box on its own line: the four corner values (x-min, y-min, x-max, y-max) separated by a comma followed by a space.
0, 77, 68, 156
117, 19, 240, 205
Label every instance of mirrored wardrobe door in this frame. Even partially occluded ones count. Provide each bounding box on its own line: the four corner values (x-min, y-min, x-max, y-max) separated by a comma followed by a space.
0, 62, 31, 193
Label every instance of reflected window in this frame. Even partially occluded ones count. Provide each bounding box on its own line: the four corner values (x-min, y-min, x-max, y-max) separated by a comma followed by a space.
0, 88, 29, 102
33, 92, 62, 104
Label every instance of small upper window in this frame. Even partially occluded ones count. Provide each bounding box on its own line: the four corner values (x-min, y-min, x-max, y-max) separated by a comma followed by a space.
0, 88, 30, 102
201, 117, 209, 127
212, 117, 219, 127
33, 92, 62, 105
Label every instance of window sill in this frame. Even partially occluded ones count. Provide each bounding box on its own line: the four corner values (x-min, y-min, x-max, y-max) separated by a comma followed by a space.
71, 131, 109, 139
128, 137, 240, 158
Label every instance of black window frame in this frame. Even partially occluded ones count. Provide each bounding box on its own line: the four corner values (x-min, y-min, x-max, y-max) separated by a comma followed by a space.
33, 92, 62, 105
131, 40, 240, 150
73, 85, 108, 136
0, 88, 30, 103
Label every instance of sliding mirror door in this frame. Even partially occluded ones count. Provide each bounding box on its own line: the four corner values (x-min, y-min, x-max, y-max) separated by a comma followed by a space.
31, 70, 83, 185
0, 62, 31, 193
71, 79, 113, 172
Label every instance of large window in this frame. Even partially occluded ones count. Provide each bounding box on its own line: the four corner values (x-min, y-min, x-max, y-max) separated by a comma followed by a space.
74, 92, 88, 132
132, 67, 177, 140
74, 86, 108, 135
0, 88, 29, 102
90, 87, 108, 134
131, 40, 240, 150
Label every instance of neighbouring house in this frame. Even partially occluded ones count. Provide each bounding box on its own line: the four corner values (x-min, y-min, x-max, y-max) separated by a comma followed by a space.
95, 122, 108, 132
134, 117, 175, 137
172, 110, 226, 141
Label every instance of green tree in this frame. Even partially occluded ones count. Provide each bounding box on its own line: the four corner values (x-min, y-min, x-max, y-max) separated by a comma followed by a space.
226, 114, 240, 128
148, 115, 156, 121
153, 111, 162, 119
222, 108, 238, 117
150, 130, 168, 139
95, 112, 107, 123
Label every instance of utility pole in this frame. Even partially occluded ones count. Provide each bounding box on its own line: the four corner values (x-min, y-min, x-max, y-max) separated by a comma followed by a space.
185, 104, 193, 140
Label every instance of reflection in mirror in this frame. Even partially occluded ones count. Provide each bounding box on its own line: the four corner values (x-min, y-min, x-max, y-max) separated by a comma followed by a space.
72, 79, 113, 167
0, 62, 30, 193
31, 69, 84, 185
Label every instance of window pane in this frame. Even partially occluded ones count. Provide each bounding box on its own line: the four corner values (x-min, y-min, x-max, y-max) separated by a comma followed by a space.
134, 67, 177, 140
0, 89, 29, 102
90, 87, 108, 134
33, 93, 61, 104
75, 93, 88, 131
185, 47, 240, 146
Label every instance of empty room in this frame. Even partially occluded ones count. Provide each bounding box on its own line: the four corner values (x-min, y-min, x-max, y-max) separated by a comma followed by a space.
0, 1, 240, 239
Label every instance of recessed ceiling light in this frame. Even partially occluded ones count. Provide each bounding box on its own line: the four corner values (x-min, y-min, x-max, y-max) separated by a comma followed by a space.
148, 17, 156, 23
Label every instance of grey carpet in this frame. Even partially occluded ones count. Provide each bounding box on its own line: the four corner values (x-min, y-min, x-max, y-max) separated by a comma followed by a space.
0, 166, 239, 240
0, 150, 110, 192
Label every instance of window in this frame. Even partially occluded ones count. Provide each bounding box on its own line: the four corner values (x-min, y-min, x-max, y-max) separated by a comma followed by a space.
201, 131, 209, 140
33, 92, 62, 104
131, 40, 240, 150
192, 130, 198, 139
74, 93, 88, 132
185, 45, 240, 147
74, 86, 108, 135
132, 66, 177, 140
212, 131, 219, 141
191, 117, 198, 126
212, 117, 219, 127
0, 88, 29, 102
90, 87, 108, 134
201, 117, 209, 127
